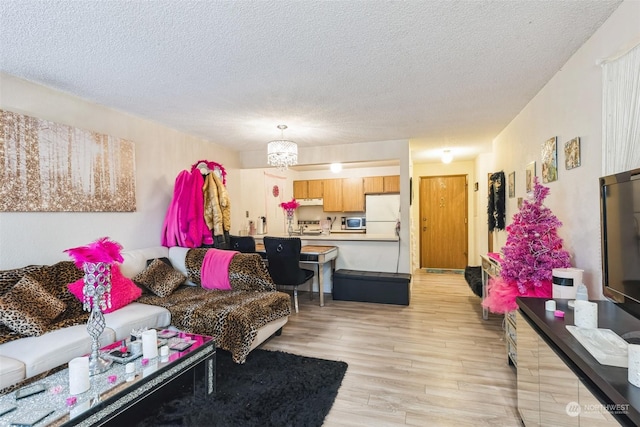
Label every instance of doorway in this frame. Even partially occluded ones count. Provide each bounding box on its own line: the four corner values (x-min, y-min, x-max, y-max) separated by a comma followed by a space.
419, 175, 468, 269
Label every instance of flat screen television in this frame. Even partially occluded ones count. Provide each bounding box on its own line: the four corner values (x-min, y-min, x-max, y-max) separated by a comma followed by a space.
600, 167, 640, 317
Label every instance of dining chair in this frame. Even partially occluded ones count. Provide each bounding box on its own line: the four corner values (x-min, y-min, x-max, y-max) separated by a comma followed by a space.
263, 236, 314, 313
229, 235, 256, 253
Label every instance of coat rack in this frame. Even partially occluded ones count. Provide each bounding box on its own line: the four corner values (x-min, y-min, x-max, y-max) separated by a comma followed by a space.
190, 160, 227, 185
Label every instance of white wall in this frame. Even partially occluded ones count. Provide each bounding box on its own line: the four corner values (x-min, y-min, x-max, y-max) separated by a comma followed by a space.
237, 167, 296, 236
474, 152, 497, 262
0, 73, 241, 269
483, 0, 640, 299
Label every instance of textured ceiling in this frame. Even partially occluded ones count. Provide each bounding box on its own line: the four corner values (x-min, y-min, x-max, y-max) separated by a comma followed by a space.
0, 0, 622, 163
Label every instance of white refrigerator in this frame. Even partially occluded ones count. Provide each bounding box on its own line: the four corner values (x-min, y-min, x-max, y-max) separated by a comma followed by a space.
365, 194, 400, 234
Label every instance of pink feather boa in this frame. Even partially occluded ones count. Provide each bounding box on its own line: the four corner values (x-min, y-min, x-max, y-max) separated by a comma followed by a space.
64, 237, 124, 268
482, 276, 551, 314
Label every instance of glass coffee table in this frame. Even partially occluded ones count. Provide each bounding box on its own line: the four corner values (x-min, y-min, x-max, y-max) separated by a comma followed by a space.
0, 331, 215, 427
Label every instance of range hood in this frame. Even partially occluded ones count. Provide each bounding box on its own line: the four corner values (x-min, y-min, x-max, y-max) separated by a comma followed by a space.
298, 198, 324, 206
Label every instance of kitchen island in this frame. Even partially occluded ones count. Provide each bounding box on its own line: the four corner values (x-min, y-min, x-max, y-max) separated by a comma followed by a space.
254, 232, 403, 299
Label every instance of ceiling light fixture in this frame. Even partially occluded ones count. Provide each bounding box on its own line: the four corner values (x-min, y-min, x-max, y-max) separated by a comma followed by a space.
267, 125, 298, 170
330, 163, 342, 173
441, 149, 453, 164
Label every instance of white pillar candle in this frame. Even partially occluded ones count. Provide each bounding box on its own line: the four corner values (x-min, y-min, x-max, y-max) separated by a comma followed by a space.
68, 356, 90, 395
545, 300, 556, 312
574, 300, 598, 329
629, 344, 640, 387
141, 329, 158, 359
160, 345, 169, 357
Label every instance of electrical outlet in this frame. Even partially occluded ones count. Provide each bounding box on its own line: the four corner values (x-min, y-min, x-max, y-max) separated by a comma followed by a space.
245, 211, 249, 218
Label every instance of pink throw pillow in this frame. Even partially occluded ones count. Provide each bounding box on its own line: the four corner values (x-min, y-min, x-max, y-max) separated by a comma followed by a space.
67, 264, 142, 313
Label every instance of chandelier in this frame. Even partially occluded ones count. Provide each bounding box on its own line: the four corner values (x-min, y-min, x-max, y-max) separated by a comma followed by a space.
267, 125, 298, 170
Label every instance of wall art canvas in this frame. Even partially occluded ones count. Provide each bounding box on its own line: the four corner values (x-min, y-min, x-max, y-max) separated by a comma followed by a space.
564, 137, 581, 169
508, 171, 515, 198
0, 109, 136, 212
525, 161, 536, 194
541, 136, 558, 183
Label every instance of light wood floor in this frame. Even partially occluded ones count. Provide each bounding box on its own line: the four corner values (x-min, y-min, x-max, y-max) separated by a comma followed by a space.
261, 270, 523, 426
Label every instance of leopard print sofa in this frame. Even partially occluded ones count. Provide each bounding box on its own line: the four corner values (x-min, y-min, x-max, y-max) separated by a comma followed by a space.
138, 248, 291, 364
0, 246, 291, 390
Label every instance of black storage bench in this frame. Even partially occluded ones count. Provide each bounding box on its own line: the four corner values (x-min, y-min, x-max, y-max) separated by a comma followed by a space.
332, 269, 411, 305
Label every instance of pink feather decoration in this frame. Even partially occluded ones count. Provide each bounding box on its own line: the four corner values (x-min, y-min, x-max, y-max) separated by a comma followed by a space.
279, 199, 300, 211
64, 237, 124, 268
482, 276, 552, 314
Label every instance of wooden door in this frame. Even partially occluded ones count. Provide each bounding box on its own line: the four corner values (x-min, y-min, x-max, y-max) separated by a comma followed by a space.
420, 175, 468, 269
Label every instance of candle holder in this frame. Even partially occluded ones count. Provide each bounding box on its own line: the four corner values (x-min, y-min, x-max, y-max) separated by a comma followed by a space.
83, 262, 113, 375
65, 237, 124, 376
279, 199, 300, 236
285, 209, 295, 236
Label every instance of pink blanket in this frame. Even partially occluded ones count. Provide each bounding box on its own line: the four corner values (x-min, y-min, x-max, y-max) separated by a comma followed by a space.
200, 249, 238, 290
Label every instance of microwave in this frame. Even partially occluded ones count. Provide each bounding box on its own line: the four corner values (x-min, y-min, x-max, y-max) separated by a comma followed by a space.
345, 217, 366, 230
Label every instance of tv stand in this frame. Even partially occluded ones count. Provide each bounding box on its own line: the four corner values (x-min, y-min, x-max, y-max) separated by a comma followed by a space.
517, 297, 640, 426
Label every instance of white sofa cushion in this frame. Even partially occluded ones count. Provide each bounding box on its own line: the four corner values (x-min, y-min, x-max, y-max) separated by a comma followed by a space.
103, 302, 171, 341
0, 325, 115, 378
0, 356, 25, 389
119, 246, 169, 278
168, 246, 190, 277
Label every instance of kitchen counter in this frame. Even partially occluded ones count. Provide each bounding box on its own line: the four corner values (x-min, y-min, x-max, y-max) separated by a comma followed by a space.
252, 232, 404, 294
253, 233, 398, 242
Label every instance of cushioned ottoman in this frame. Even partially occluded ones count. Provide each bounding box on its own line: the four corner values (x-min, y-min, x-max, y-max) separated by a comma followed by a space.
332, 270, 411, 305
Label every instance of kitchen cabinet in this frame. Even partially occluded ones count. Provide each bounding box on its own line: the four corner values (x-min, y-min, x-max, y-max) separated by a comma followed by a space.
293, 180, 323, 199
363, 176, 384, 193
323, 178, 364, 212
363, 175, 400, 194
342, 177, 364, 211
322, 179, 342, 211
383, 175, 400, 193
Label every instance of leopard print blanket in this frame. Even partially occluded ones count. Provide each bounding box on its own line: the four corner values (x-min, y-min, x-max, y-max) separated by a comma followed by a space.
139, 249, 291, 363
138, 286, 290, 363
0, 262, 87, 346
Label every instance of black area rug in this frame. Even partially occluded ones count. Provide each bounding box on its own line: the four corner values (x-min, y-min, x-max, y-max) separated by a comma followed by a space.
136, 349, 348, 427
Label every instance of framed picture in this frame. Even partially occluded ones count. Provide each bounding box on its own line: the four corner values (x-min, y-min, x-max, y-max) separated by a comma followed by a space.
525, 161, 536, 194
508, 172, 515, 198
564, 137, 581, 169
542, 136, 558, 183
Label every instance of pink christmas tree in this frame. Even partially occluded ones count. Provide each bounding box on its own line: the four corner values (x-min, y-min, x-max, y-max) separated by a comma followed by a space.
483, 177, 571, 313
